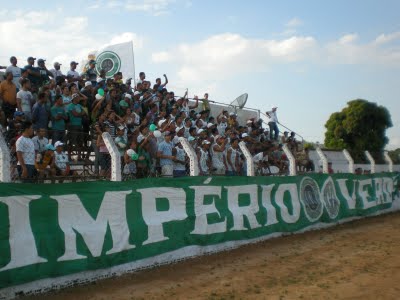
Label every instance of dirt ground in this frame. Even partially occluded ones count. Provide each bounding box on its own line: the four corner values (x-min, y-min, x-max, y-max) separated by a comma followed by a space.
28, 212, 400, 300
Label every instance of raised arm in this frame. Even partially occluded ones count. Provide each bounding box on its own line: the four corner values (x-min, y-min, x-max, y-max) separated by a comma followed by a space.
188, 95, 199, 109
160, 74, 168, 88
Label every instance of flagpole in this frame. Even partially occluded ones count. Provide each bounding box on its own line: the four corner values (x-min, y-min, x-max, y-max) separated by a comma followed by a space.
131, 41, 136, 88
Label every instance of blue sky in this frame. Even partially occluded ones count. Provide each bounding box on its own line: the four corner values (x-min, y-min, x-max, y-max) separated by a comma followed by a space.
1, 0, 399, 149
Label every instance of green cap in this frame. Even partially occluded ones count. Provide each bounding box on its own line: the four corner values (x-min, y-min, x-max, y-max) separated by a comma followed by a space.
119, 100, 129, 108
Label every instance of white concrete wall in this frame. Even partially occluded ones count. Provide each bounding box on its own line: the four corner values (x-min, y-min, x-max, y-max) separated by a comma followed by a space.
309, 150, 399, 173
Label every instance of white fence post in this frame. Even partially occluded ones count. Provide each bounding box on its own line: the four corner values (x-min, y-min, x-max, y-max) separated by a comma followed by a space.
0, 131, 11, 182
316, 147, 329, 174
384, 151, 393, 173
102, 132, 121, 182
179, 137, 199, 176
342, 149, 354, 174
239, 141, 255, 176
282, 144, 296, 176
364, 151, 375, 174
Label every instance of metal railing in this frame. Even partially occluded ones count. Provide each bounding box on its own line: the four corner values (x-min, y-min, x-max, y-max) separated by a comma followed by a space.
0, 129, 398, 183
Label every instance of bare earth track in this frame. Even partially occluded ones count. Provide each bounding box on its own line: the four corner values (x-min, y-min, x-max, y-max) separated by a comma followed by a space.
28, 212, 400, 300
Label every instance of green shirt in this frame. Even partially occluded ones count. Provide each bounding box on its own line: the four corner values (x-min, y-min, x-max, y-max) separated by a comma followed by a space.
67, 103, 83, 126
137, 147, 151, 168
51, 105, 66, 130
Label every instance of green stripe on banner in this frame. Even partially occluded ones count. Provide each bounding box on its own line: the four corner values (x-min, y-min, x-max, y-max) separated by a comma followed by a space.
0, 173, 399, 291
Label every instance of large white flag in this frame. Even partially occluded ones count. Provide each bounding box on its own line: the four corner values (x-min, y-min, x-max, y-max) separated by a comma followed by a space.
81, 41, 135, 80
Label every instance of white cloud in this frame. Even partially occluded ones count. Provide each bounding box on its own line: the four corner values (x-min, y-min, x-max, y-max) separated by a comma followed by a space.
286, 17, 303, 28
86, 0, 175, 16
374, 31, 400, 45
280, 18, 303, 36
107, 32, 144, 49
107, 1, 123, 8
124, 0, 175, 15
151, 51, 171, 63
338, 33, 358, 44
150, 30, 400, 97
325, 32, 400, 65
87, 3, 101, 9
0, 9, 145, 74
152, 33, 317, 82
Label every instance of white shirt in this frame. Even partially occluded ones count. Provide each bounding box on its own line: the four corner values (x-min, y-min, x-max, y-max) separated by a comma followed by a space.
132, 112, 141, 125
267, 110, 278, 123
67, 69, 80, 79
6, 65, 21, 89
136, 78, 143, 86
67, 69, 80, 87
31, 136, 49, 153
16, 90, 34, 113
211, 143, 225, 170
16, 136, 35, 165
227, 147, 239, 172
55, 151, 69, 170
173, 147, 186, 171
184, 126, 191, 138
217, 122, 228, 136
253, 152, 268, 163
200, 119, 207, 128
50, 69, 64, 78
199, 148, 209, 174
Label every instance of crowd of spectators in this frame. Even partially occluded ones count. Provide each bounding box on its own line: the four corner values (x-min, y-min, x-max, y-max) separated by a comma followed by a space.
0, 56, 313, 182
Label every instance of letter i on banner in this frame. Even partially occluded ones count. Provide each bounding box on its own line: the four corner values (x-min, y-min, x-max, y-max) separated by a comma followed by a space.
0, 196, 47, 271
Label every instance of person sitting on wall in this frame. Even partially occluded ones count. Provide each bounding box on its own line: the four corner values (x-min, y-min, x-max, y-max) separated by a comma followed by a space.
54, 141, 76, 181
35, 144, 56, 180
287, 131, 299, 153
328, 162, 334, 174
31, 127, 48, 154
297, 147, 314, 173
355, 167, 363, 175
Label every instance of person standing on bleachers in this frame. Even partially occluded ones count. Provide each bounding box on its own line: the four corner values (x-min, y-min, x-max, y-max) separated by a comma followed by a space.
6, 56, 21, 91
16, 121, 36, 181
0, 71, 17, 121
266, 106, 279, 141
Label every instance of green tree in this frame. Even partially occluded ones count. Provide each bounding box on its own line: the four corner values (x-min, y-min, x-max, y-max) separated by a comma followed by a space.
388, 148, 400, 164
324, 99, 392, 162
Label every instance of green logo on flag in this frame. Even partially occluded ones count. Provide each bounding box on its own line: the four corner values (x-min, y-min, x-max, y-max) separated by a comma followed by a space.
95, 51, 121, 77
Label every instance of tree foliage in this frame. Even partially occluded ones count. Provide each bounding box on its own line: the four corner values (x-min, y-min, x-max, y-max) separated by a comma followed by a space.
388, 148, 400, 164
324, 99, 392, 162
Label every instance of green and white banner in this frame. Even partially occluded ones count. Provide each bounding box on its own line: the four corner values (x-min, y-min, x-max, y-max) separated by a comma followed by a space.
81, 41, 135, 79
0, 173, 399, 298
